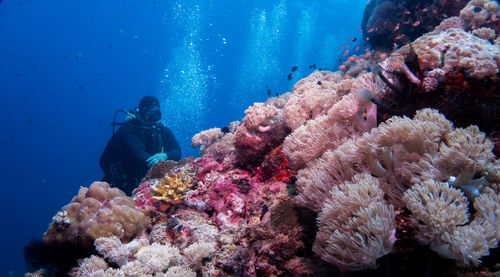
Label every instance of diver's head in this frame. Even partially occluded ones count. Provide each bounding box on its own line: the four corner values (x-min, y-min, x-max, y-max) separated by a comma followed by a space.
138, 96, 162, 124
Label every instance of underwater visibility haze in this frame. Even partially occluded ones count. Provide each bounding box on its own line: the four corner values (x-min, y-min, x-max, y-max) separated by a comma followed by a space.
3, 0, 500, 276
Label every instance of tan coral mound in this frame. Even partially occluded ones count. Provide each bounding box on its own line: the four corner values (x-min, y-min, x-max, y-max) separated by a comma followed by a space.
44, 182, 146, 246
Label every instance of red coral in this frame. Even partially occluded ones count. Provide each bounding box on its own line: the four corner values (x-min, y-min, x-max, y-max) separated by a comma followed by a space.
132, 180, 156, 211
259, 145, 294, 183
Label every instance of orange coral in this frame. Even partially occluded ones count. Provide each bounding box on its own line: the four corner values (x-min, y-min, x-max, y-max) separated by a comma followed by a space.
151, 172, 193, 203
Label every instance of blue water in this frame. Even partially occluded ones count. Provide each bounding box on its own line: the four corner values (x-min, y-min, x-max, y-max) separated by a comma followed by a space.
0, 0, 366, 275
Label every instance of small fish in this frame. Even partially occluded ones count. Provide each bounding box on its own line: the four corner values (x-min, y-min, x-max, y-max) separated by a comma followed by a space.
348, 56, 355, 62
432, 9, 438, 14
350, 37, 357, 42
358, 28, 362, 32
393, 42, 398, 50
119, 29, 125, 34
339, 65, 346, 70
366, 37, 370, 41
395, 34, 405, 40
394, 23, 400, 31
345, 45, 350, 48
365, 48, 370, 52
291, 65, 299, 72
365, 52, 371, 58
343, 50, 349, 56
317, 81, 322, 85
403, 21, 410, 25
355, 46, 360, 51
267, 89, 271, 95
358, 58, 365, 63
340, 46, 344, 49
412, 21, 420, 27
422, 8, 428, 13
28, 118, 32, 124
312, 64, 317, 68
76, 53, 82, 59
287, 73, 294, 80
367, 27, 374, 33
344, 74, 349, 79
404, 10, 411, 15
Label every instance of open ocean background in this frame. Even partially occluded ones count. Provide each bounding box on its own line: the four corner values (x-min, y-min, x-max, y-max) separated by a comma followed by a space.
0, 0, 367, 275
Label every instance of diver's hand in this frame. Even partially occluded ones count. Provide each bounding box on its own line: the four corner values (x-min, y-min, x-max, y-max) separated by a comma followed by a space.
147, 153, 168, 167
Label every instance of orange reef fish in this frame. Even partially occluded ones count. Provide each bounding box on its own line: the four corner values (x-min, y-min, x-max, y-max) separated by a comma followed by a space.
413, 21, 420, 27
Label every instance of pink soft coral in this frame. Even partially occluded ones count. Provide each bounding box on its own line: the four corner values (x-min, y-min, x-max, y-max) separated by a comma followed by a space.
234, 97, 289, 165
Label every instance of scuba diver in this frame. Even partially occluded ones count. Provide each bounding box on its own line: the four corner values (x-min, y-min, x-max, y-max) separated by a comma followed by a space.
100, 96, 181, 195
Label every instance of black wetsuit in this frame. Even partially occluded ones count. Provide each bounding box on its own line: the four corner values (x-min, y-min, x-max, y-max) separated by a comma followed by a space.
100, 118, 181, 195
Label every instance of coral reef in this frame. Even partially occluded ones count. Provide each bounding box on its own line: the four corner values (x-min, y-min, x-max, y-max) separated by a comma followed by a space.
362, 0, 469, 50
27, 2, 500, 276
376, 7, 500, 134
295, 108, 499, 270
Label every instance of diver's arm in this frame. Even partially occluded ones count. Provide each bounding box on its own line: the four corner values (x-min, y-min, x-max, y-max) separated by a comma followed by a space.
161, 127, 182, 161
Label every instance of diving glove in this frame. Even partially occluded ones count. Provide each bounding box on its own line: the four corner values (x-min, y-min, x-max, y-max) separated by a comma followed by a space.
147, 152, 168, 167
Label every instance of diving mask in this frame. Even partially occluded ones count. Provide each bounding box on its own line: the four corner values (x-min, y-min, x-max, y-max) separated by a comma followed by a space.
139, 106, 162, 124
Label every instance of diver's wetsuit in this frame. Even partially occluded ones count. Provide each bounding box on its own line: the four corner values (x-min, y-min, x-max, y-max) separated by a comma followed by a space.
100, 118, 181, 195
